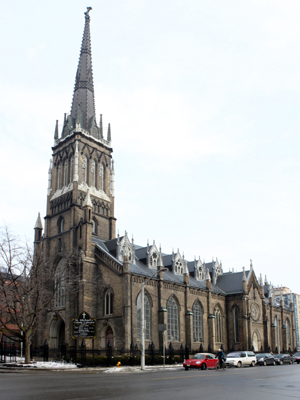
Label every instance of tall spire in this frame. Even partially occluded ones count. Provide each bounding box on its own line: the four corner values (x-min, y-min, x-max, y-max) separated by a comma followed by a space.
70, 7, 97, 134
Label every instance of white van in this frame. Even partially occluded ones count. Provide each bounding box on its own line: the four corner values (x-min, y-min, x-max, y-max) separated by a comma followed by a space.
225, 351, 257, 367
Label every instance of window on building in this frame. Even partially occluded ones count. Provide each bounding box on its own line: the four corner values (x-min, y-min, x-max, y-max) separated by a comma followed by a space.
55, 259, 66, 308
104, 289, 113, 315
215, 306, 222, 343
233, 306, 239, 343
99, 163, 105, 191
57, 164, 61, 190
91, 160, 96, 187
150, 252, 158, 268
137, 292, 151, 341
92, 218, 97, 235
58, 216, 64, 234
82, 155, 87, 183
167, 296, 179, 341
69, 156, 73, 183
63, 161, 67, 186
193, 301, 203, 342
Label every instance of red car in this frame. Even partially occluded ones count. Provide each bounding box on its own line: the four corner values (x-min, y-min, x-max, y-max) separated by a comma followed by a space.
183, 353, 219, 370
292, 352, 300, 364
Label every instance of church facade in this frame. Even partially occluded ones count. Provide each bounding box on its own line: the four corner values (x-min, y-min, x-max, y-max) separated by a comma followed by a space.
33, 9, 295, 355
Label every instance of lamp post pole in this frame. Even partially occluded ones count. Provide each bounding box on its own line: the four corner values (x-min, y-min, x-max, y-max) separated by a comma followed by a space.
141, 267, 167, 370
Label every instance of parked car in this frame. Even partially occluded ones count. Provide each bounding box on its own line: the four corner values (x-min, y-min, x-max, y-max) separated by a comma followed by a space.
183, 353, 219, 370
256, 353, 276, 366
225, 351, 256, 368
292, 352, 300, 364
273, 354, 294, 365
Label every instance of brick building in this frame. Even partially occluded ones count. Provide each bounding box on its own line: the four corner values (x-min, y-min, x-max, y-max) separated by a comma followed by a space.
33, 9, 295, 354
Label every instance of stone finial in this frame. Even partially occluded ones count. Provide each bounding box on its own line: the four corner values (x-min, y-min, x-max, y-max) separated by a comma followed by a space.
54, 120, 59, 141
242, 267, 246, 281
206, 268, 211, 282
264, 275, 268, 285
250, 259, 253, 269
99, 114, 103, 139
259, 273, 263, 286
34, 212, 43, 230
107, 123, 111, 141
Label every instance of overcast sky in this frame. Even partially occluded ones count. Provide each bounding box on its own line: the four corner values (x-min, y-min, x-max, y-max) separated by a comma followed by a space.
1, 1, 300, 293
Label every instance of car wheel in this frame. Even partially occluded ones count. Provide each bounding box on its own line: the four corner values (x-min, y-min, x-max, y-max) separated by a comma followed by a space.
272, 360, 275, 366
279, 360, 283, 365
289, 360, 293, 364
237, 361, 242, 368
201, 363, 207, 370
250, 361, 255, 367
263, 361, 267, 366
185, 367, 189, 371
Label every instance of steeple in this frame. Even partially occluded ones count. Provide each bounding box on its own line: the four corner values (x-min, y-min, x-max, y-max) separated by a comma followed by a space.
70, 7, 98, 136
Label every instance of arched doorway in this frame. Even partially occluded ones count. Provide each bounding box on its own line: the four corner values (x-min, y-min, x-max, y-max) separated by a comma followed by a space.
252, 330, 261, 352
49, 317, 65, 349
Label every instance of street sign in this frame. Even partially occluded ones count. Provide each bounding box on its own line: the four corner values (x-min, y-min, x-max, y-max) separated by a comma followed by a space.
72, 311, 96, 339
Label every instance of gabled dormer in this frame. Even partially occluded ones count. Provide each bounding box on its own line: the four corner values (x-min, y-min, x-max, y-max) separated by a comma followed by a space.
146, 240, 161, 269
172, 249, 187, 275
194, 256, 206, 280
116, 232, 135, 264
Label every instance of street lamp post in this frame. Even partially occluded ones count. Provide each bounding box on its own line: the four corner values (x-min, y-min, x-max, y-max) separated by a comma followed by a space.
141, 267, 167, 370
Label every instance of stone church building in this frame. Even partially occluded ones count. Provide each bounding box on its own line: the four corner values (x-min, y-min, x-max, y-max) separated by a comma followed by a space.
34, 9, 295, 355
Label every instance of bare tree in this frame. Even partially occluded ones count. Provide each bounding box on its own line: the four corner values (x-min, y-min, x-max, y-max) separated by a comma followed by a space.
0, 225, 68, 363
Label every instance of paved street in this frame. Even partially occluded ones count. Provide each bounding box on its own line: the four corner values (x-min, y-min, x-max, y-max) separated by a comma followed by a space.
1, 364, 299, 400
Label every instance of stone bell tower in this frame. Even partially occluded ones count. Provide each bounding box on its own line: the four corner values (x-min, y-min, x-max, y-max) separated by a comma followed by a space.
39, 7, 116, 261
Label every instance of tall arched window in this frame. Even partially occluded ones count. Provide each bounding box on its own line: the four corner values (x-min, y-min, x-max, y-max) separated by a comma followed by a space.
137, 292, 151, 341
233, 306, 239, 343
63, 161, 67, 186
99, 163, 105, 191
193, 301, 203, 342
91, 160, 96, 187
55, 259, 66, 308
285, 319, 291, 350
167, 297, 179, 341
215, 306, 222, 343
82, 155, 87, 183
274, 315, 279, 349
57, 164, 61, 190
104, 289, 113, 315
69, 156, 73, 183
57, 216, 64, 234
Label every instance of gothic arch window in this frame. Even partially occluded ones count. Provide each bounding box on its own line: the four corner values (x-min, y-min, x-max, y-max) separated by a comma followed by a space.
57, 216, 64, 234
55, 259, 66, 308
82, 155, 88, 184
150, 252, 158, 268
215, 306, 222, 343
233, 306, 239, 343
192, 301, 203, 342
274, 315, 279, 349
69, 156, 73, 183
99, 163, 105, 191
175, 259, 183, 274
285, 318, 291, 349
57, 164, 61, 190
167, 296, 179, 341
91, 160, 96, 187
92, 217, 98, 235
63, 160, 67, 186
104, 289, 113, 316
137, 292, 151, 341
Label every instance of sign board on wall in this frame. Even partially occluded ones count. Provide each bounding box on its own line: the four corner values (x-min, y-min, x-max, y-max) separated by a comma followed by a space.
72, 311, 96, 339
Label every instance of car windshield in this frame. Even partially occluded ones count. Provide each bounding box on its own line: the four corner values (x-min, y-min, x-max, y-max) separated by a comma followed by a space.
192, 354, 205, 360
226, 352, 241, 358
294, 352, 300, 356
273, 354, 283, 358
257, 354, 269, 358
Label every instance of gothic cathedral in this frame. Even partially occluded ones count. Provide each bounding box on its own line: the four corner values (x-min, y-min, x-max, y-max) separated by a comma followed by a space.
34, 9, 295, 355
